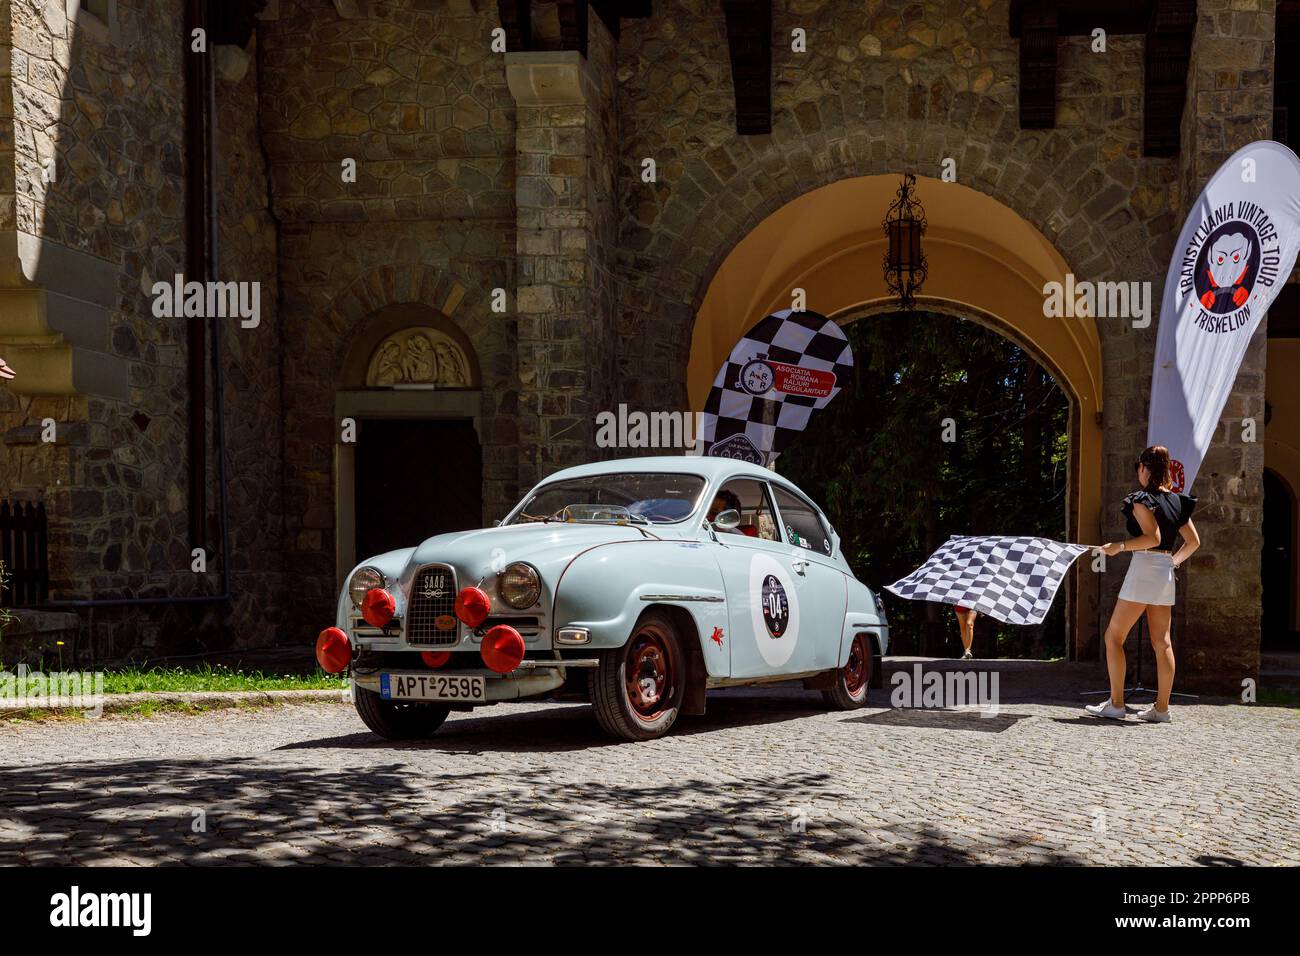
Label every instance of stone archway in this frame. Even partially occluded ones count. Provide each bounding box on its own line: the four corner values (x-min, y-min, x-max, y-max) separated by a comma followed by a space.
618, 113, 1166, 420
685, 174, 1104, 658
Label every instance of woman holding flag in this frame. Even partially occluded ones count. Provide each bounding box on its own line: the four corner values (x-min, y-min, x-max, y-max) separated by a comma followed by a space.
1085, 446, 1199, 723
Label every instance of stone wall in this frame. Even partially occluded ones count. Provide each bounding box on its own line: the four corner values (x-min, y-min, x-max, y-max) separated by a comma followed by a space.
1171, 2, 1276, 691
259, 0, 517, 634
1, 0, 199, 661
212, 31, 284, 645
0, 1, 285, 662
510, 15, 620, 488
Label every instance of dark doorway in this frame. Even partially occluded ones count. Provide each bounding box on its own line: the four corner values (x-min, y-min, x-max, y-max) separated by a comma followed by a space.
354, 419, 482, 563
1262, 468, 1296, 648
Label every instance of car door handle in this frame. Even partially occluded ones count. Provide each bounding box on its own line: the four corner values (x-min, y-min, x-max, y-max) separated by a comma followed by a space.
791, 558, 809, 574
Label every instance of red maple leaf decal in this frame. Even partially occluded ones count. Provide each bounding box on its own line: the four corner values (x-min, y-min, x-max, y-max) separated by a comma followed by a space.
710, 626, 724, 647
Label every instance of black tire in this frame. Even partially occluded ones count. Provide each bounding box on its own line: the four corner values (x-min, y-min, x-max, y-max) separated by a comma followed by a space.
353, 685, 450, 740
822, 630, 872, 710
592, 611, 685, 741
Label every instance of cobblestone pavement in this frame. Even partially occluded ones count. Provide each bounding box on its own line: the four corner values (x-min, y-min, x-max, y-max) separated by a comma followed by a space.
1, 679, 1297, 865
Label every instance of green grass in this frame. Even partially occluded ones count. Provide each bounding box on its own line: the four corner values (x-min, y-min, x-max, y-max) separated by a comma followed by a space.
99, 664, 345, 694
1257, 687, 1300, 711
4, 696, 330, 725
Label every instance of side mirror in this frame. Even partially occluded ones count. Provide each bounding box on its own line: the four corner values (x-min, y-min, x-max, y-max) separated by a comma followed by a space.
712, 508, 742, 531
492, 519, 502, 527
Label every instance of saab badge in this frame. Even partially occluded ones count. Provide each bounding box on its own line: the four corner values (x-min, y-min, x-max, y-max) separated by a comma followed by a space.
736, 354, 775, 396
761, 574, 789, 637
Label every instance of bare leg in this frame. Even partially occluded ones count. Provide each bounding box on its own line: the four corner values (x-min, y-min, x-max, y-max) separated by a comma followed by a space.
1145, 604, 1175, 711
1103, 599, 1147, 708
956, 610, 974, 654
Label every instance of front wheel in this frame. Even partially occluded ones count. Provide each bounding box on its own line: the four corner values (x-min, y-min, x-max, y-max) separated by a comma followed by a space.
591, 612, 685, 741
353, 686, 450, 740
822, 631, 872, 709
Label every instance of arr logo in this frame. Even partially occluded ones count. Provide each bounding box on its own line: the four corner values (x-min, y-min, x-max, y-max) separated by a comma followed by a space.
49, 886, 152, 937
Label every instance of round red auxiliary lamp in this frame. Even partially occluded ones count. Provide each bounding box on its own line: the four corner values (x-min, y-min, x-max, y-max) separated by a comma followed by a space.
315, 627, 351, 674
361, 588, 395, 627
454, 586, 491, 628
421, 651, 451, 669
480, 625, 525, 674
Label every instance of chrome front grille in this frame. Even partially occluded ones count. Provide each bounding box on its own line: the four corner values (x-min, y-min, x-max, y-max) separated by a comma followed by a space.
405, 564, 459, 647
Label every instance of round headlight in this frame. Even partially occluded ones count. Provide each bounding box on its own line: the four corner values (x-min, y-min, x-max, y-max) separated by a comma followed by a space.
348, 566, 385, 610
498, 563, 541, 610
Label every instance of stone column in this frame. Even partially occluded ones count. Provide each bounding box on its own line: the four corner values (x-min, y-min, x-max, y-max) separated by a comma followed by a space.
505, 22, 618, 491
1174, 5, 1275, 692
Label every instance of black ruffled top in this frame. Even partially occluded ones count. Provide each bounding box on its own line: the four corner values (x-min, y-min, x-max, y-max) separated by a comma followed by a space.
1122, 489, 1197, 551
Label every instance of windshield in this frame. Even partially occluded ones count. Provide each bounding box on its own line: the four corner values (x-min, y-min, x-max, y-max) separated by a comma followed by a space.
507, 473, 707, 525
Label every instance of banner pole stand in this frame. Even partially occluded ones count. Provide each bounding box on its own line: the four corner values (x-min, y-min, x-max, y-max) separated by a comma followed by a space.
1080, 613, 1198, 702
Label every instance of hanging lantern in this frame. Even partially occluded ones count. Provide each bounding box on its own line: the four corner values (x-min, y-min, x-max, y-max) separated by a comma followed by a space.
882, 173, 928, 309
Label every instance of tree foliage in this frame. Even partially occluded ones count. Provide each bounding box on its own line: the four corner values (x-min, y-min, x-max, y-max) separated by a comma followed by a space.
779, 312, 1070, 657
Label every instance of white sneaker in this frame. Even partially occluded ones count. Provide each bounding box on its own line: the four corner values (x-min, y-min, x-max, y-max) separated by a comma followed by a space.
1084, 699, 1127, 719
1136, 706, 1171, 723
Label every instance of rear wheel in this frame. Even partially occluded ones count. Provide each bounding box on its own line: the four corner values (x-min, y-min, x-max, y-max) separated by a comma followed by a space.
592, 611, 685, 741
353, 685, 451, 740
822, 631, 872, 709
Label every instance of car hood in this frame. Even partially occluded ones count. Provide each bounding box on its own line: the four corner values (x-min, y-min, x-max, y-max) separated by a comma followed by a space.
404, 521, 667, 587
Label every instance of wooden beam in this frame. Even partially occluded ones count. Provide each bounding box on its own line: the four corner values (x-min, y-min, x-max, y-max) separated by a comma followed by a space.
1011, 0, 1153, 37
1143, 0, 1196, 158
1268, 285, 1300, 338
592, 0, 621, 39
1018, 0, 1058, 130
557, 0, 589, 57
496, 0, 531, 53
1276, 1, 1300, 149
209, 0, 266, 46
721, 0, 771, 135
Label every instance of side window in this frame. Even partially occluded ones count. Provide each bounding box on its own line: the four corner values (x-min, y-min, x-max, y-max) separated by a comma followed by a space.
710, 479, 780, 541
772, 486, 833, 555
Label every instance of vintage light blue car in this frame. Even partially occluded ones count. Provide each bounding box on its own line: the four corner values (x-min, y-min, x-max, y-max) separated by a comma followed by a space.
316, 456, 890, 741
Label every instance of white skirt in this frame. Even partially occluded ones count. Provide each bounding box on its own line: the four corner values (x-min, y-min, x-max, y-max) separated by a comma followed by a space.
1118, 551, 1176, 605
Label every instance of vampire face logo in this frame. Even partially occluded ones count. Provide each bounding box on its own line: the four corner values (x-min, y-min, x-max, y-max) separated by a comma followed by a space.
761, 574, 789, 638
1194, 222, 1260, 315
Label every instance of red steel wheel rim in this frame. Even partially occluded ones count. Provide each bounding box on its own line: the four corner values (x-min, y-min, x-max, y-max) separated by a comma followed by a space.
844, 632, 869, 695
625, 624, 676, 720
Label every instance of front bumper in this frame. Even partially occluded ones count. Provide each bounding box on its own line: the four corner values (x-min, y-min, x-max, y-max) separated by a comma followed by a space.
350, 662, 594, 702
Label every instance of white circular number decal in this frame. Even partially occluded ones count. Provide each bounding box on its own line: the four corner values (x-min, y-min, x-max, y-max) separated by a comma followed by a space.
748, 553, 800, 666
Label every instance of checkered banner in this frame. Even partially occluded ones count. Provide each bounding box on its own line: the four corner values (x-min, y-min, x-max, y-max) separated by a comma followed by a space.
885, 536, 1091, 626
699, 309, 854, 466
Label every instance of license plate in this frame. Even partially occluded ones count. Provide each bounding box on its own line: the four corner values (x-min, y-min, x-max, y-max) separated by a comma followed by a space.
380, 673, 486, 702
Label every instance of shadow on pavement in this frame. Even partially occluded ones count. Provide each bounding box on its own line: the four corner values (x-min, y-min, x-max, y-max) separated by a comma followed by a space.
0, 754, 1088, 866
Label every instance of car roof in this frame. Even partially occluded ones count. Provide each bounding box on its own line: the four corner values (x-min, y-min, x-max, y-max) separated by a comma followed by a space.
537, 456, 807, 495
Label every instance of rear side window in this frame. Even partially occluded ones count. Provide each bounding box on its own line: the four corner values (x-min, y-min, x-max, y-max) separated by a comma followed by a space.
772, 487, 833, 555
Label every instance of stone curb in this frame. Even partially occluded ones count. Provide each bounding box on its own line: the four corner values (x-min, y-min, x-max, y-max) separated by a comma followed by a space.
1, 688, 350, 715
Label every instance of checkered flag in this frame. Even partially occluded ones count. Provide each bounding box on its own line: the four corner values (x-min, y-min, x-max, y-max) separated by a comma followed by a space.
699, 310, 854, 466
885, 536, 1091, 626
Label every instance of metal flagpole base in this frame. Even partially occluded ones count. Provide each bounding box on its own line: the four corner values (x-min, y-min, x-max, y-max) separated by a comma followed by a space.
1078, 614, 1198, 700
